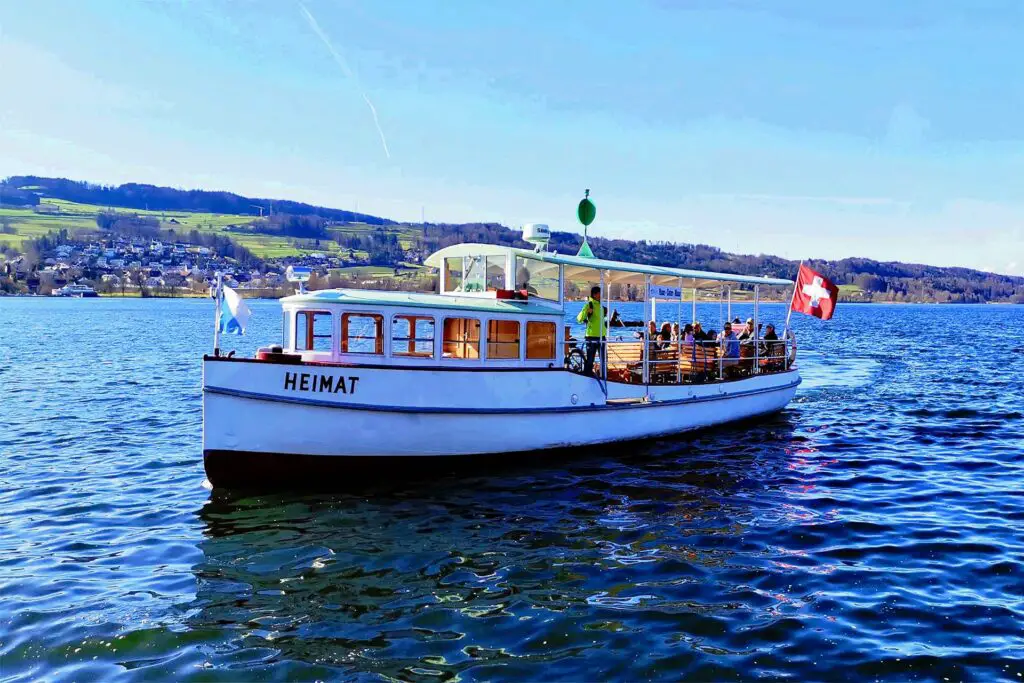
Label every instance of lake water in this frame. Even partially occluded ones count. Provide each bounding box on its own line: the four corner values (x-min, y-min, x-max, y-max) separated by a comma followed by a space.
1, 298, 1023, 681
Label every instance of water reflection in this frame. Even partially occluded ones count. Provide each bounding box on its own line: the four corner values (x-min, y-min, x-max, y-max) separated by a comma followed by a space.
190, 416, 807, 679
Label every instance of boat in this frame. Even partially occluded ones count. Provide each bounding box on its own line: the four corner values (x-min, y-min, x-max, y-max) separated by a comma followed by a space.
52, 283, 99, 297
202, 225, 800, 487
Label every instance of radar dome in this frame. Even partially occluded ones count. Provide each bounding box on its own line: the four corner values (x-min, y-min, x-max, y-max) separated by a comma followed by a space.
522, 223, 551, 251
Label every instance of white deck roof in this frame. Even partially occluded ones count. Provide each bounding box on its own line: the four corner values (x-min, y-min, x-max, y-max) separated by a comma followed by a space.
424, 243, 793, 288
283, 288, 563, 316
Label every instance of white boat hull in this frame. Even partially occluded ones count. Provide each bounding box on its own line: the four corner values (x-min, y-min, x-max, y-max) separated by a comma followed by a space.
202, 358, 799, 486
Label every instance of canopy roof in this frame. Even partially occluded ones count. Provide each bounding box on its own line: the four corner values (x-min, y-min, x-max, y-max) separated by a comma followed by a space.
424, 243, 793, 288
283, 288, 563, 316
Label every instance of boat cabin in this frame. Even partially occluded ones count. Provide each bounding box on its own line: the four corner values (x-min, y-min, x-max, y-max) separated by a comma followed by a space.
272, 242, 795, 386
279, 289, 564, 369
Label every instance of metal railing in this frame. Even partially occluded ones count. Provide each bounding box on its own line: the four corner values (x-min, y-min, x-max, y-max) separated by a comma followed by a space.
587, 332, 795, 386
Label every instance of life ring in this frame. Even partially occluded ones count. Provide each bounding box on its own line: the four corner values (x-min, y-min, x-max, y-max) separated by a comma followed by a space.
786, 329, 797, 364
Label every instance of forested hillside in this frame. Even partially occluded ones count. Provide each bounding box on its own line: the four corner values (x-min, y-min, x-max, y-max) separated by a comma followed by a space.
1, 176, 391, 225
3, 176, 1022, 303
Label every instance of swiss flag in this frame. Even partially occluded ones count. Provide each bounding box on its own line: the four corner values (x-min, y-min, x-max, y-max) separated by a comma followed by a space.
791, 264, 839, 320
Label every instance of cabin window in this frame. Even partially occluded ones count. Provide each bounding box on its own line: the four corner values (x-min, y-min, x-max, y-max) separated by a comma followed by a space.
525, 321, 556, 359
442, 318, 481, 359
487, 320, 520, 360
486, 255, 507, 291
392, 315, 435, 358
464, 256, 486, 293
515, 257, 561, 300
282, 311, 291, 347
296, 310, 333, 352
443, 257, 463, 293
341, 312, 384, 354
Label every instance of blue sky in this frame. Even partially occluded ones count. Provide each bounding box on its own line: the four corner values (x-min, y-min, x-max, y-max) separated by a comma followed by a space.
1, 0, 1022, 274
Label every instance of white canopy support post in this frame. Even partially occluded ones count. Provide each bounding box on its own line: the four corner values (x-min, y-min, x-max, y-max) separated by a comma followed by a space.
643, 274, 651, 388
727, 286, 732, 322
676, 276, 683, 384
691, 287, 697, 325
754, 284, 760, 374
600, 269, 608, 390
212, 272, 223, 357
718, 285, 724, 330
719, 286, 724, 381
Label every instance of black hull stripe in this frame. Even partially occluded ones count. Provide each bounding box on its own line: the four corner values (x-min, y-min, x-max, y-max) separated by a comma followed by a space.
203, 374, 800, 415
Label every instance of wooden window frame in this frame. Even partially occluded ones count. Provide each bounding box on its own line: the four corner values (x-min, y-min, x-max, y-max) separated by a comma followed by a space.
391, 314, 436, 358
442, 317, 481, 359
486, 319, 521, 360
341, 312, 384, 355
295, 310, 333, 352
525, 320, 557, 360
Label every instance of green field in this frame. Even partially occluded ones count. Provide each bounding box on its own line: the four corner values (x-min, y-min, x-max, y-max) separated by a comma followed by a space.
0, 198, 418, 260
0, 208, 99, 248
330, 265, 399, 277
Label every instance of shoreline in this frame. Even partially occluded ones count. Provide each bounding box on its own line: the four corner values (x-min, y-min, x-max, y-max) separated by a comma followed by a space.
3, 292, 1020, 305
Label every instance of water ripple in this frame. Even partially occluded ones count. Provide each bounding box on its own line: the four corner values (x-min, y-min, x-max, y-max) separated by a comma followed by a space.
1, 299, 1023, 680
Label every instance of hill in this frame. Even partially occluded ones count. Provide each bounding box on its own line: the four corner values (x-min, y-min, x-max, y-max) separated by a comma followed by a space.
1, 176, 392, 225
1, 175, 1022, 303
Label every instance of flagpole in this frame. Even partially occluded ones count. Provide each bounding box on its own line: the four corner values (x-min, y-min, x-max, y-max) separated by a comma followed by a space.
784, 261, 802, 332
212, 272, 223, 357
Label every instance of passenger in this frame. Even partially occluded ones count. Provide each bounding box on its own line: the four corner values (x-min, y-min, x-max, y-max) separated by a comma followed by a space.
693, 322, 707, 341
575, 285, 605, 376
671, 322, 680, 341
660, 322, 672, 349
738, 317, 756, 341
718, 323, 740, 368
762, 323, 782, 369
682, 323, 695, 344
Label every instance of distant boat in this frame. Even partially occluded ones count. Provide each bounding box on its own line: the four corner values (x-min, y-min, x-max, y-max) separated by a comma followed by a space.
202, 223, 801, 488
52, 283, 98, 298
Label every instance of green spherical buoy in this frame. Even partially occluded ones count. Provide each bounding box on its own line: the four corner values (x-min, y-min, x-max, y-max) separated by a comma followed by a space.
577, 189, 596, 227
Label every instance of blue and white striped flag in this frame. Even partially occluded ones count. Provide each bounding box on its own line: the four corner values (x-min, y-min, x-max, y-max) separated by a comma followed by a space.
218, 284, 251, 335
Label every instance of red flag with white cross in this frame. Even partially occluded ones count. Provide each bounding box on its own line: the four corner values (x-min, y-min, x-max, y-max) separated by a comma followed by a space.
791, 263, 839, 320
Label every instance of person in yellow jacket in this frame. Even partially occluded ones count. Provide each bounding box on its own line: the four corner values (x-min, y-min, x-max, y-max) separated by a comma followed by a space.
576, 285, 605, 376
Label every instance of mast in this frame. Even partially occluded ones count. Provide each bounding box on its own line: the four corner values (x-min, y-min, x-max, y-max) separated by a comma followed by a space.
212, 272, 223, 357
576, 189, 596, 258
784, 261, 803, 332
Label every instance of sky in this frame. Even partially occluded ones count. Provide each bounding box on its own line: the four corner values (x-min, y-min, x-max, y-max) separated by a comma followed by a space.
1, 0, 1022, 275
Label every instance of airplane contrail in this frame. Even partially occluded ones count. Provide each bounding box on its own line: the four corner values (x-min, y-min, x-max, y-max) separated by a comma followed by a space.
298, 2, 391, 159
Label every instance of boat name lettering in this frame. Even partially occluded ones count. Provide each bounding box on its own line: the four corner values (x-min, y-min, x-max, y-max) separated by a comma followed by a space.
283, 371, 359, 395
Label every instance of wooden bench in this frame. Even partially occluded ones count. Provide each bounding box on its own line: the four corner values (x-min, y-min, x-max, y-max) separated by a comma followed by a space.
604, 341, 771, 384
680, 343, 717, 381
648, 347, 681, 383
759, 340, 787, 372
606, 342, 645, 383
